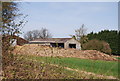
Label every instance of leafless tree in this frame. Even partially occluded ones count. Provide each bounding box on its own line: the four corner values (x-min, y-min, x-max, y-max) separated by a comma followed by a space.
2, 2, 27, 54
31, 30, 40, 40
75, 24, 87, 41
24, 31, 33, 41
39, 28, 52, 39
24, 28, 52, 41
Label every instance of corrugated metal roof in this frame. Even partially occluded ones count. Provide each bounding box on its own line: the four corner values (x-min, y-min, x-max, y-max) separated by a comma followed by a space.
30, 38, 72, 43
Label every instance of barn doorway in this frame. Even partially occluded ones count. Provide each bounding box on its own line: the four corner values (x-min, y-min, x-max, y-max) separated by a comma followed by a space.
50, 43, 64, 48
69, 44, 76, 48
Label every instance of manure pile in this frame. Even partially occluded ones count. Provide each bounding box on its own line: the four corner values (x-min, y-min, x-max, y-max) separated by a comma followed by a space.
13, 44, 117, 61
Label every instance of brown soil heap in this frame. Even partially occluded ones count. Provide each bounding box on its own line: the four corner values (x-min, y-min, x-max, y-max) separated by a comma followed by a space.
13, 44, 117, 61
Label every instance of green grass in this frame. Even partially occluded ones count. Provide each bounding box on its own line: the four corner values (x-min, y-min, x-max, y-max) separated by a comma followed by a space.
8, 54, 111, 79
116, 57, 120, 60
22, 55, 118, 78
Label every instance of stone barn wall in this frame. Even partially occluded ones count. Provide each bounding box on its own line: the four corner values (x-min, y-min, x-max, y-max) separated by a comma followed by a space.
64, 39, 81, 50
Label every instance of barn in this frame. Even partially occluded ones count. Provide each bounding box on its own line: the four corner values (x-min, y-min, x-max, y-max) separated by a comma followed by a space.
2, 35, 28, 46
29, 38, 81, 50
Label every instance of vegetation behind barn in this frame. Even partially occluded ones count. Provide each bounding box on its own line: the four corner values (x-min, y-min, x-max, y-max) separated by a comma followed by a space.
87, 30, 119, 55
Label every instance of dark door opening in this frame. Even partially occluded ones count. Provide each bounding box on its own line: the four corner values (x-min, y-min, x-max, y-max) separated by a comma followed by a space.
69, 44, 76, 48
50, 43, 64, 48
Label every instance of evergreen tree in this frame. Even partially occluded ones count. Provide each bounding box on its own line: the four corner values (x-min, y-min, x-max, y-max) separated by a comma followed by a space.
87, 30, 119, 55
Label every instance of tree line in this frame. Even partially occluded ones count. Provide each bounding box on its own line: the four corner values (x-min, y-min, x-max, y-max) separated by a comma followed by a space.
70, 24, 119, 55
87, 30, 119, 55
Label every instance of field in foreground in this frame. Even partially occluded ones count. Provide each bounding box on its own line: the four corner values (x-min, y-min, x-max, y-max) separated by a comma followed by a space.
3, 54, 119, 79
23, 54, 118, 78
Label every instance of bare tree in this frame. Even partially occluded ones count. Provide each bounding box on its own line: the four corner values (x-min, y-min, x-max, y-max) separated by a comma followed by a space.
24, 28, 52, 41
39, 28, 52, 39
24, 31, 33, 41
2, 2, 27, 54
75, 24, 87, 41
32, 30, 40, 39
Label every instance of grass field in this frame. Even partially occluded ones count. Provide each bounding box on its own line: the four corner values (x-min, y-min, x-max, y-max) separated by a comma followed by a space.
116, 57, 120, 60
5, 54, 116, 79
22, 54, 118, 78
5, 54, 93, 79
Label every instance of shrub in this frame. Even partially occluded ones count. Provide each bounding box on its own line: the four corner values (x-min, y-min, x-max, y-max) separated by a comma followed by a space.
82, 39, 112, 54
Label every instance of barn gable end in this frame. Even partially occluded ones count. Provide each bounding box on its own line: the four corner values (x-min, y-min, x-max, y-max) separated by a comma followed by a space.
65, 38, 81, 50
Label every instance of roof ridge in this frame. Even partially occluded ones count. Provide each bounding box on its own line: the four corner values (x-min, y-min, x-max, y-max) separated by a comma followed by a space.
31, 38, 73, 43
34, 38, 72, 39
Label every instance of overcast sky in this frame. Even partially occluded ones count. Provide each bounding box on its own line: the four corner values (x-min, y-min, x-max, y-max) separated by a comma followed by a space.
19, 2, 118, 38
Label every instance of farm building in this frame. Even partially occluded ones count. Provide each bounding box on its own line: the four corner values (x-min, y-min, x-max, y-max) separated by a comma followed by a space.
2, 35, 28, 46
29, 38, 81, 50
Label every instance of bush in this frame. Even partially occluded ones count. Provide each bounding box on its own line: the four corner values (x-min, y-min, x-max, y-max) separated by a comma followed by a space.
82, 39, 112, 54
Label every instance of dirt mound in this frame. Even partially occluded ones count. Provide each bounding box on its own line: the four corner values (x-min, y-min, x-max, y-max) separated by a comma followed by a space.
13, 44, 117, 61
